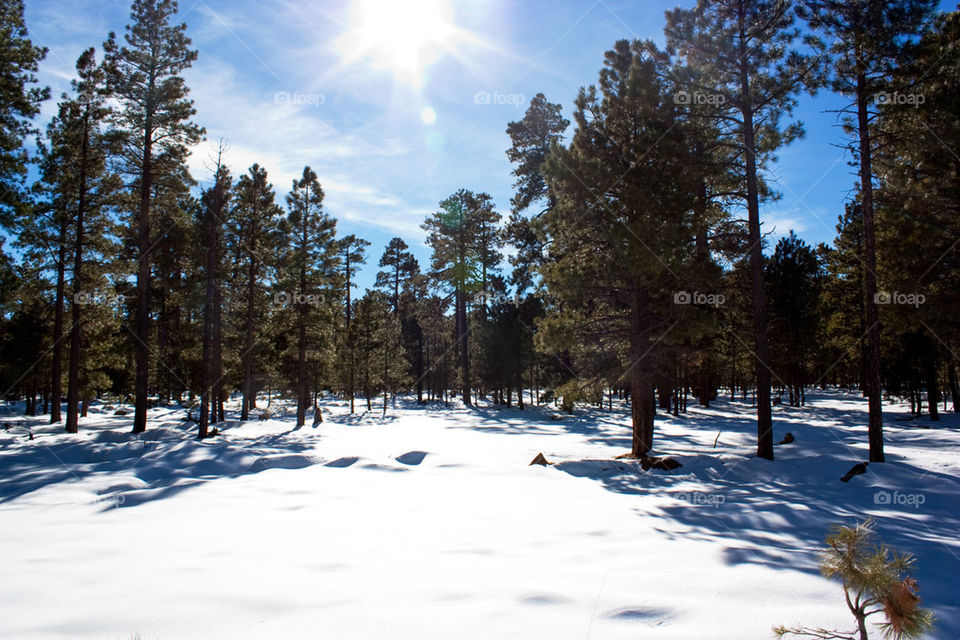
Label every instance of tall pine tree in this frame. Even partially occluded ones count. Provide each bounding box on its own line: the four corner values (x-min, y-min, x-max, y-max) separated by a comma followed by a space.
105, 0, 203, 433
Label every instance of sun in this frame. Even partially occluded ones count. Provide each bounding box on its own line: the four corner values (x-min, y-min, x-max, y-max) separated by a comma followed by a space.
337, 0, 458, 87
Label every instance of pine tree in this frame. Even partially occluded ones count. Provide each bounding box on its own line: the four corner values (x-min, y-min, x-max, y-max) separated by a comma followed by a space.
504, 93, 569, 291
665, 0, 820, 459
422, 190, 502, 406
872, 7, 960, 417
375, 238, 425, 400
417, 294, 455, 403
375, 238, 417, 312
766, 231, 823, 406
104, 0, 204, 433
21, 159, 70, 425
339, 234, 370, 413
775, 520, 935, 640
198, 148, 231, 439
0, 0, 48, 225
797, 0, 936, 461
539, 39, 703, 457
821, 204, 868, 389
34, 48, 120, 432
279, 167, 338, 427
227, 163, 283, 420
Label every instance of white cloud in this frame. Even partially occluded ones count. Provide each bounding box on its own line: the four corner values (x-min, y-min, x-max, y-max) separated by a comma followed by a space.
183, 58, 429, 235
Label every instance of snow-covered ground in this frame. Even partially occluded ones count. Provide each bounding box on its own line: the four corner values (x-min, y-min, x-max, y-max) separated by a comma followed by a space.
1, 390, 957, 639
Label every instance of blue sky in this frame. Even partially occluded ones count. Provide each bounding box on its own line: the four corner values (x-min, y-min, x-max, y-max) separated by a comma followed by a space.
23, 0, 956, 291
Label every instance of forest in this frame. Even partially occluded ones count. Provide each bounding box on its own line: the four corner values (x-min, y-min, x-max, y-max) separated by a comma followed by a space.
3, 0, 958, 459
1, 1, 959, 636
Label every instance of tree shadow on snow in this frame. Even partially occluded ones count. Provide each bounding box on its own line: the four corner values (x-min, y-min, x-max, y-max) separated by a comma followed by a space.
0, 410, 322, 510
547, 393, 960, 638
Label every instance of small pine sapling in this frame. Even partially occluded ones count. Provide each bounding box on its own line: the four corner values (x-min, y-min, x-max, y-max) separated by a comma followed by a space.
774, 520, 934, 640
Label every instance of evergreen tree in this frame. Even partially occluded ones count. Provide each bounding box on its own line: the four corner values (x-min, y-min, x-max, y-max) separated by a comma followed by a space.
349, 290, 404, 412
798, 0, 937, 461
873, 7, 960, 416
375, 238, 425, 400
104, 0, 204, 433
34, 48, 120, 432
821, 204, 867, 389
766, 231, 823, 406
0, 0, 48, 225
422, 190, 502, 406
775, 520, 935, 640
339, 234, 370, 413
504, 93, 569, 291
278, 167, 338, 427
198, 148, 231, 439
539, 39, 704, 457
375, 237, 418, 312
665, 0, 820, 459
227, 163, 283, 421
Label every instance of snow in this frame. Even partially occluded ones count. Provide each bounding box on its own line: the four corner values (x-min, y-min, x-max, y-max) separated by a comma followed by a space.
1, 391, 957, 639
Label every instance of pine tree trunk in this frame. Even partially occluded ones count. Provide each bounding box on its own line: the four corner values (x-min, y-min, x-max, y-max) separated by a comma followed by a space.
658, 384, 672, 411
415, 321, 425, 402
347, 252, 355, 413
240, 249, 257, 421
629, 286, 655, 457
213, 279, 223, 424
925, 346, 940, 422
382, 334, 389, 417
947, 361, 959, 412
738, 27, 774, 460
133, 131, 152, 434
199, 211, 216, 439
856, 70, 885, 462
296, 216, 308, 427
456, 289, 471, 406
156, 284, 169, 403
65, 115, 88, 434
297, 309, 307, 426
50, 215, 68, 424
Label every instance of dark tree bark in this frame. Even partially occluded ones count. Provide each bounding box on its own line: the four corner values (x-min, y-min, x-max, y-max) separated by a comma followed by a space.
240, 243, 258, 421
132, 129, 152, 434
296, 217, 309, 427
629, 286, 655, 457
198, 196, 218, 438
50, 215, 68, 424
947, 361, 959, 412
925, 345, 940, 422
66, 112, 90, 434
856, 71, 884, 461
739, 46, 774, 460
456, 289, 471, 406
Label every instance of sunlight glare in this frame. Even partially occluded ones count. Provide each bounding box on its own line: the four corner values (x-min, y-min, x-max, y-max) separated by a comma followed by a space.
339, 0, 457, 87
